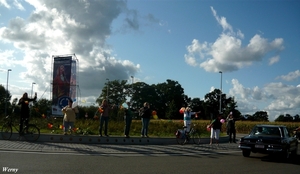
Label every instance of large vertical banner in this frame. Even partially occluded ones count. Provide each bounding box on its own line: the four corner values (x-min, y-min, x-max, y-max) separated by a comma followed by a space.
51, 56, 72, 115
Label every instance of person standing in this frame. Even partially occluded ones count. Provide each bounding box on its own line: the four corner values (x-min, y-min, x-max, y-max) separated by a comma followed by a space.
62, 99, 78, 135
139, 102, 152, 137
18, 92, 37, 135
98, 99, 111, 137
124, 102, 133, 138
226, 112, 237, 143
183, 107, 200, 134
209, 112, 223, 145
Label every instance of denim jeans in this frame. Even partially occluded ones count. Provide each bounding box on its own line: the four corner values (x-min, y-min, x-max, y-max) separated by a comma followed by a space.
63, 121, 74, 133
124, 116, 132, 136
99, 116, 109, 135
141, 118, 150, 136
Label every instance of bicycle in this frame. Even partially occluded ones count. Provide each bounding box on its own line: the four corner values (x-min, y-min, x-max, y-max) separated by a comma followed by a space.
175, 123, 201, 145
1, 98, 40, 141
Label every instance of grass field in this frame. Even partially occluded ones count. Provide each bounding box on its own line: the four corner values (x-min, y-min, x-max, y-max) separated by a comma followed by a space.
1, 116, 299, 138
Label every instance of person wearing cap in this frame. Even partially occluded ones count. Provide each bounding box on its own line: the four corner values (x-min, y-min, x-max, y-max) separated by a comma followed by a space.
62, 99, 79, 135
183, 107, 200, 137
226, 112, 237, 143
208, 112, 223, 145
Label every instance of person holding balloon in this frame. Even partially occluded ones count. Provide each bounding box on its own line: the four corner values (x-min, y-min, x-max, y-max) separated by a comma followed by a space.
182, 107, 200, 139
61, 99, 79, 135
98, 99, 112, 137
208, 112, 224, 145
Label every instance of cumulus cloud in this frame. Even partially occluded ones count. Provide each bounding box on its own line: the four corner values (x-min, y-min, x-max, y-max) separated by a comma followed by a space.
269, 55, 280, 65
184, 7, 284, 73
0, 0, 141, 104
277, 70, 300, 81
229, 79, 300, 120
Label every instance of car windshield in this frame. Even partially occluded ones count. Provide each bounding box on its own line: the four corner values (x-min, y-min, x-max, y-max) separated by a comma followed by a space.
250, 126, 282, 137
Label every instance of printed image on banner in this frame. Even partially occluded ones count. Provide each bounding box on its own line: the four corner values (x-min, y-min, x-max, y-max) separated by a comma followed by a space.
52, 56, 72, 116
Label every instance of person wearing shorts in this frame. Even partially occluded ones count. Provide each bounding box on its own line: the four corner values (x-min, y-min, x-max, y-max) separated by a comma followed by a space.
209, 112, 223, 145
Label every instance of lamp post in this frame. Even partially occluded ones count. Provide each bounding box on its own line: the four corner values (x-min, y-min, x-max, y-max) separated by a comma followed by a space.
31, 82, 36, 98
106, 78, 109, 100
219, 71, 222, 113
5, 69, 12, 117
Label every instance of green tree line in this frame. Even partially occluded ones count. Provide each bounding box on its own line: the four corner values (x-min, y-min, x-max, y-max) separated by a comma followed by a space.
1, 80, 299, 122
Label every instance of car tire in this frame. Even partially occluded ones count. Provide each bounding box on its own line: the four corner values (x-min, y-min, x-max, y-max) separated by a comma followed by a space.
242, 150, 251, 157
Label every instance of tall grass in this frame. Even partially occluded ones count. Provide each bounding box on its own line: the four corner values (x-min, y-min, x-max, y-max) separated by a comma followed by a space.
1, 117, 299, 137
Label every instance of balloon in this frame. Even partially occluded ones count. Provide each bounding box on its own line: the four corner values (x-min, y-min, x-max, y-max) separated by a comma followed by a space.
220, 119, 225, 123
153, 115, 158, 119
47, 123, 53, 129
98, 108, 104, 113
206, 125, 211, 131
122, 103, 128, 109
152, 111, 157, 115
72, 102, 78, 108
179, 107, 185, 114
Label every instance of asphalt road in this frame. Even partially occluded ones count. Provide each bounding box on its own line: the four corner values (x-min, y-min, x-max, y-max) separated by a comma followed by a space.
1, 149, 299, 174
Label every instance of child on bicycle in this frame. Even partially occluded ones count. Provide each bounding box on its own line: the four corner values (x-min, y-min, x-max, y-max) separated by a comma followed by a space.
183, 107, 200, 139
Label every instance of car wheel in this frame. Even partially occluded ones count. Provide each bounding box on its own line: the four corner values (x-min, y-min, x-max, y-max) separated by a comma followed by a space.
242, 150, 251, 157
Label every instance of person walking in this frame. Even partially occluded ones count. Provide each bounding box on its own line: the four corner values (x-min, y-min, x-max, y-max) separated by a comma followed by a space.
62, 99, 78, 135
139, 102, 152, 137
124, 102, 133, 138
18, 92, 37, 135
98, 99, 111, 137
226, 112, 237, 143
209, 112, 223, 145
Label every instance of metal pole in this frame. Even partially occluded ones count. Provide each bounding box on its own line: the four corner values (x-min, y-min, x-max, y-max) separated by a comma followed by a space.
219, 71, 222, 113
31, 82, 36, 98
5, 69, 12, 117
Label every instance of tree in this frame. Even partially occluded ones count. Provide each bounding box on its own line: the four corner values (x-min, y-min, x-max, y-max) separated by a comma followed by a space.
0, 84, 12, 117
155, 79, 185, 119
252, 111, 269, 122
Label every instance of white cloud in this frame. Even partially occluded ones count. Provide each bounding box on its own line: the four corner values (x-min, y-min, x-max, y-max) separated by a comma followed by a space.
0, 0, 10, 9
277, 70, 300, 81
269, 55, 280, 65
184, 7, 284, 73
0, 0, 140, 103
229, 79, 300, 121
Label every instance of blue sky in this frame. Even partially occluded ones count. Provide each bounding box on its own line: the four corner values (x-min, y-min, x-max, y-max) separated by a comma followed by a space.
0, 0, 299, 121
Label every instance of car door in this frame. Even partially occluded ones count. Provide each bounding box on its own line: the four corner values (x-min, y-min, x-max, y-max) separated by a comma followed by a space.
283, 127, 297, 151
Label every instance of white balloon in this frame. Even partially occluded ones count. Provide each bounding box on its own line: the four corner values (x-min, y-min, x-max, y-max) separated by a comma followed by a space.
72, 102, 78, 108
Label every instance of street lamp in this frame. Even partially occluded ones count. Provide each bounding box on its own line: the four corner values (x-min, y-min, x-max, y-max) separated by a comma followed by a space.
106, 78, 109, 100
5, 69, 12, 117
31, 82, 36, 98
219, 71, 222, 113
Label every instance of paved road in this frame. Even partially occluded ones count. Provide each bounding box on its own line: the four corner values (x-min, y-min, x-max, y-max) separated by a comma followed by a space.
0, 140, 241, 156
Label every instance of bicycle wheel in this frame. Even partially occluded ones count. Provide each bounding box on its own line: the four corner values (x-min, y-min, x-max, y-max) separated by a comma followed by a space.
191, 131, 201, 145
176, 129, 186, 145
1, 124, 12, 140
23, 124, 40, 141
